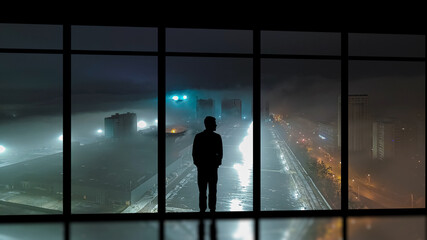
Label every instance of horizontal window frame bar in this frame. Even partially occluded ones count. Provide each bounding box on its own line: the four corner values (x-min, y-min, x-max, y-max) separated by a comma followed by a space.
1, 209, 426, 223
2, 21, 426, 34
3, 50, 424, 62
2, 49, 425, 62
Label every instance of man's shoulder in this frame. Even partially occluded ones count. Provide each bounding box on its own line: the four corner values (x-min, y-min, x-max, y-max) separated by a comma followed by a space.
197, 131, 221, 138
213, 132, 221, 138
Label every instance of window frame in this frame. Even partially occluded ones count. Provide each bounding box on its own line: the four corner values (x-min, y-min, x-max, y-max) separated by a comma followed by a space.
0, 22, 425, 240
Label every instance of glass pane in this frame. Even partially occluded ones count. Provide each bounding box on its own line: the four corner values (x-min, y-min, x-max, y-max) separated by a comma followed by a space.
0, 23, 62, 49
0, 223, 63, 240
260, 218, 342, 239
166, 28, 252, 53
349, 61, 425, 209
261, 59, 341, 210
165, 219, 254, 240
349, 33, 425, 57
0, 54, 63, 215
72, 26, 157, 51
261, 31, 341, 55
348, 216, 425, 239
71, 55, 157, 213
166, 57, 253, 212
71, 221, 159, 239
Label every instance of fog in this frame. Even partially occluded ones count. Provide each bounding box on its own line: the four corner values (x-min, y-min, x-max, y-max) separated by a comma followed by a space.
262, 59, 340, 123
349, 61, 425, 208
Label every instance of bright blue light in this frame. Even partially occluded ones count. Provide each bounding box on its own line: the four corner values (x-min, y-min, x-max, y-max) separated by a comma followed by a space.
183, 95, 188, 100
0, 145, 6, 154
318, 134, 326, 140
172, 96, 179, 101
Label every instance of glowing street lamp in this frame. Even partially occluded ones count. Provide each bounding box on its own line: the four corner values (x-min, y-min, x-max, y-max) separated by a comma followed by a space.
172, 96, 179, 101
0, 145, 6, 154
137, 120, 147, 129
97, 129, 103, 134
182, 95, 187, 100
58, 135, 63, 142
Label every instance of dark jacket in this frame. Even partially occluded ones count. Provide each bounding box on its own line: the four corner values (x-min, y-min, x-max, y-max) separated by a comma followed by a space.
192, 130, 223, 169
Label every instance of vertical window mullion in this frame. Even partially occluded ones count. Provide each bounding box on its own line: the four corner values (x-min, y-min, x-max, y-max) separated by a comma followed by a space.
63, 23, 71, 240
158, 26, 166, 216
253, 28, 261, 214
341, 31, 349, 240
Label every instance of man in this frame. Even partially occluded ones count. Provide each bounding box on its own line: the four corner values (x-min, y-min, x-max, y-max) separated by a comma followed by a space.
192, 116, 223, 213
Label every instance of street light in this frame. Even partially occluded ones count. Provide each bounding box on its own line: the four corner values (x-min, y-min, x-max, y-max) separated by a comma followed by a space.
97, 129, 103, 134
58, 135, 63, 142
0, 145, 6, 154
137, 120, 147, 129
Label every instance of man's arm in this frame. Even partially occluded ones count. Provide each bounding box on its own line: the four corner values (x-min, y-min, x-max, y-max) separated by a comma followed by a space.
192, 134, 200, 167
216, 135, 223, 166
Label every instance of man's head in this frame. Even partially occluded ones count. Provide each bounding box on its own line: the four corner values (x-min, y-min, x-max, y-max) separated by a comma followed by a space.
204, 116, 217, 131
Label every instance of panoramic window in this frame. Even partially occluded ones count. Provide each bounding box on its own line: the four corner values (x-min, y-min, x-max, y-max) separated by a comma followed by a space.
0, 223, 64, 240
165, 219, 254, 240
0, 22, 425, 240
71, 54, 158, 213
72, 26, 157, 52
261, 31, 341, 210
348, 34, 425, 209
166, 28, 252, 54
261, 31, 341, 56
260, 217, 342, 239
71, 221, 158, 239
165, 56, 253, 212
348, 216, 425, 239
0, 53, 63, 215
0, 23, 62, 49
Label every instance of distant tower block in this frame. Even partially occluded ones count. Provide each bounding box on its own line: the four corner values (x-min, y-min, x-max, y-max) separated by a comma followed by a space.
105, 112, 137, 138
196, 98, 214, 121
348, 95, 371, 153
373, 119, 395, 161
221, 99, 242, 122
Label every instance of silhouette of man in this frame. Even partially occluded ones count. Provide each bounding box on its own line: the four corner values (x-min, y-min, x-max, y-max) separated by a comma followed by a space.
192, 116, 223, 213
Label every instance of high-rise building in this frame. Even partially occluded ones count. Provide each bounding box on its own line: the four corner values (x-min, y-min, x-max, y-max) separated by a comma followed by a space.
105, 112, 137, 138
348, 95, 371, 154
196, 98, 214, 121
221, 99, 242, 122
372, 120, 395, 161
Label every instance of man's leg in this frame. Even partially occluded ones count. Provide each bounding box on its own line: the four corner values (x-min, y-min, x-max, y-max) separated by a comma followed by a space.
208, 168, 218, 212
197, 170, 208, 212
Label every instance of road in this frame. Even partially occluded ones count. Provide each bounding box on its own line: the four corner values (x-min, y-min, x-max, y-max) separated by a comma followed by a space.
262, 125, 331, 210
166, 121, 254, 212
164, 120, 330, 212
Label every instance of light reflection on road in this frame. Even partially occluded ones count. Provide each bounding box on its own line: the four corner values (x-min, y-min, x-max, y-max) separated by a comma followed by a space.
234, 122, 253, 191
230, 198, 243, 211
